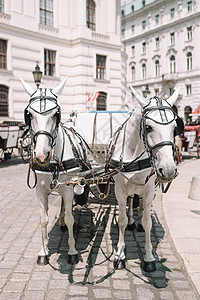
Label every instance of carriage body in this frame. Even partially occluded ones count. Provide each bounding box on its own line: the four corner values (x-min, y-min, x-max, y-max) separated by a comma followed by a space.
74, 111, 133, 163
180, 124, 200, 158
0, 121, 25, 160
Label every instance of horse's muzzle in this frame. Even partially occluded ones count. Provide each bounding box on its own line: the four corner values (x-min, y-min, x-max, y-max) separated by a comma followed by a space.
157, 167, 178, 183
34, 151, 51, 166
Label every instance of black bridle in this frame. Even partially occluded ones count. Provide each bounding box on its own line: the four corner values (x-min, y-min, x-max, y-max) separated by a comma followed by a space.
140, 99, 178, 169
25, 89, 61, 148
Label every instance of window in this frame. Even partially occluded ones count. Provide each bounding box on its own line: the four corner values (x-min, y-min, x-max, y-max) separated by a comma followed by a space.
142, 63, 146, 79
121, 10, 124, 17
155, 14, 159, 24
131, 66, 135, 81
131, 5, 134, 12
0, 39, 7, 69
170, 32, 175, 45
40, 0, 53, 27
170, 55, 176, 73
96, 92, 107, 111
131, 24, 135, 33
170, 8, 175, 18
142, 42, 146, 54
155, 60, 160, 77
187, 1, 192, 12
131, 45, 135, 56
0, 0, 3, 12
0, 85, 8, 117
87, 0, 95, 31
96, 55, 106, 80
187, 26, 192, 40
155, 89, 159, 96
142, 20, 146, 30
121, 28, 125, 37
155, 37, 160, 50
44, 49, 56, 76
186, 85, 192, 95
142, 0, 146, 6
187, 52, 192, 70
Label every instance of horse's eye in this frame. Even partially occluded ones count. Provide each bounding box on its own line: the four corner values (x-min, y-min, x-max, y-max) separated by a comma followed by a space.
146, 125, 153, 133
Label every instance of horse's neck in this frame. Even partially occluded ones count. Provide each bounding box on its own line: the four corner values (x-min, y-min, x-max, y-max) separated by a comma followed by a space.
112, 111, 145, 162
54, 125, 74, 161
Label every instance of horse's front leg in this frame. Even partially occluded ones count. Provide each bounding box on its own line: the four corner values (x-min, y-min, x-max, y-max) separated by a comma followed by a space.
59, 197, 67, 232
114, 186, 128, 269
127, 196, 135, 231
142, 186, 156, 272
36, 188, 49, 265
62, 187, 78, 265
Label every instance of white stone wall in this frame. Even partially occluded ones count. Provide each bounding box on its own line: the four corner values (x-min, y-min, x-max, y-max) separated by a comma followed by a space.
0, 0, 126, 121
122, 0, 200, 119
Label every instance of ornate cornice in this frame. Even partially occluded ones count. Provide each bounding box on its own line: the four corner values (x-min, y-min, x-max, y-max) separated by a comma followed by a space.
38, 24, 59, 35
0, 12, 11, 24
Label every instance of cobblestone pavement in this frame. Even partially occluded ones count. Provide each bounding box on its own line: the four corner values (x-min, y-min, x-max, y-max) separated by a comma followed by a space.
0, 158, 199, 300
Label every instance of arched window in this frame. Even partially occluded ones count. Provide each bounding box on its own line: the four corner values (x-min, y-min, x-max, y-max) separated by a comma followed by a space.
87, 0, 95, 31
142, 63, 146, 79
96, 92, 107, 111
155, 60, 160, 77
187, 52, 192, 70
0, 85, 8, 117
131, 66, 135, 81
170, 55, 176, 73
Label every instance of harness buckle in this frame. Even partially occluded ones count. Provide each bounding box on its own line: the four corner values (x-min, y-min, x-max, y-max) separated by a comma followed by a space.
50, 179, 59, 189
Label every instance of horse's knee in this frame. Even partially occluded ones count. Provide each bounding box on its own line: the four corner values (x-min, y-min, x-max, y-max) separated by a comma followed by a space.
118, 214, 128, 230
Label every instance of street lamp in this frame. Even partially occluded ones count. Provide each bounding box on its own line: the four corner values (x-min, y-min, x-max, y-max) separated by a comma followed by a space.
32, 61, 42, 89
142, 84, 150, 98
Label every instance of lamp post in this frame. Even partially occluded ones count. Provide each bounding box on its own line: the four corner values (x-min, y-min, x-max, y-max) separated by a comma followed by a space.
32, 61, 42, 89
142, 84, 150, 98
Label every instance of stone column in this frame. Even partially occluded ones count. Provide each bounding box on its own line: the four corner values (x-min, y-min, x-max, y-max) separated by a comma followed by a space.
76, 0, 86, 27
107, 0, 116, 34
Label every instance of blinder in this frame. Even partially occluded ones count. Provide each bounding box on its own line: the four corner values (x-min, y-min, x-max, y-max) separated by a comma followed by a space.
174, 116, 184, 136
24, 107, 31, 126
24, 105, 61, 127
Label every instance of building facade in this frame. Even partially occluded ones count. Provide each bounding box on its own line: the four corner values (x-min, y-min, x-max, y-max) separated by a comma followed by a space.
122, 0, 200, 122
0, 0, 126, 121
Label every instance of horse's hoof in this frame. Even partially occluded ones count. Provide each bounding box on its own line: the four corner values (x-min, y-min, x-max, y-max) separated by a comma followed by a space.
143, 260, 156, 272
113, 258, 126, 270
127, 222, 136, 231
67, 254, 79, 265
137, 224, 145, 232
37, 255, 49, 266
60, 225, 67, 232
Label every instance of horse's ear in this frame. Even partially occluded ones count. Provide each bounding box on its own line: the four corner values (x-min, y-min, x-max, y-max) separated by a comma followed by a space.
167, 88, 180, 106
20, 77, 35, 96
130, 86, 148, 108
52, 77, 67, 97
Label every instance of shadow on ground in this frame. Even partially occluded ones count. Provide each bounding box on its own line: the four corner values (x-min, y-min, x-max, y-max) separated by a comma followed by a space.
46, 185, 171, 288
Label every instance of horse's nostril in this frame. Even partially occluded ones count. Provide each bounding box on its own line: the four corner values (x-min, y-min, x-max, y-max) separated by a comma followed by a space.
159, 168, 164, 177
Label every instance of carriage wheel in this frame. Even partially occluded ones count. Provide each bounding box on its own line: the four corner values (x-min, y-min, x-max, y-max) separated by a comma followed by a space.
0, 149, 4, 161
197, 142, 200, 159
174, 145, 179, 165
21, 134, 32, 163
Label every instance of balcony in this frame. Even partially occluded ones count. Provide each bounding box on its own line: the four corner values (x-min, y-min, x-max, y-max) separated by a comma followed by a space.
162, 73, 178, 83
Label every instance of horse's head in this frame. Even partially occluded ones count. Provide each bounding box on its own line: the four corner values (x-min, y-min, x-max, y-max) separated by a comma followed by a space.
20, 77, 67, 166
130, 86, 184, 183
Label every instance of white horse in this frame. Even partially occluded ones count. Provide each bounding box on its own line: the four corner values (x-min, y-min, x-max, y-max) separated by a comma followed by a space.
108, 87, 184, 272
20, 77, 90, 265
